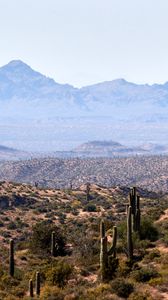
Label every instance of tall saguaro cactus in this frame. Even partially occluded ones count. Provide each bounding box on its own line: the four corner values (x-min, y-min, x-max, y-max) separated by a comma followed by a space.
129, 187, 141, 233
86, 182, 91, 201
127, 206, 133, 260
100, 220, 108, 280
29, 279, 34, 298
136, 195, 141, 233
100, 220, 118, 281
51, 231, 56, 256
9, 239, 14, 277
35, 272, 40, 296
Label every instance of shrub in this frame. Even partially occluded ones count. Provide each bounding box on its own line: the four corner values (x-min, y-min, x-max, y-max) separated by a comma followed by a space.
7, 222, 17, 230
117, 260, 134, 277
83, 203, 97, 212
140, 218, 159, 241
106, 257, 119, 279
161, 232, 168, 246
0, 274, 19, 290
29, 221, 66, 256
46, 260, 73, 287
143, 249, 160, 263
0, 220, 4, 227
146, 207, 164, 222
128, 291, 154, 300
130, 267, 159, 282
40, 285, 65, 300
111, 278, 134, 298
72, 229, 99, 266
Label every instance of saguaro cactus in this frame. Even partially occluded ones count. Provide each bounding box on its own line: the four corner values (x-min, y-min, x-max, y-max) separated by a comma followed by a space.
136, 195, 141, 234
100, 220, 108, 280
9, 239, 14, 277
29, 279, 34, 298
51, 231, 56, 256
111, 226, 117, 258
100, 220, 118, 281
129, 187, 141, 233
86, 182, 91, 201
127, 206, 133, 260
35, 272, 40, 296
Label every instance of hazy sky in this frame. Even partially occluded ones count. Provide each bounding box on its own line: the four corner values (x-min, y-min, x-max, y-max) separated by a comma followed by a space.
0, 0, 168, 87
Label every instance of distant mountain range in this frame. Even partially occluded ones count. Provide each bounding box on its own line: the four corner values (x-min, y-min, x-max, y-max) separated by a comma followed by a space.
1, 60, 168, 118
71, 140, 146, 157
0, 145, 29, 161
0, 60, 168, 151
1, 140, 168, 161
52, 140, 168, 158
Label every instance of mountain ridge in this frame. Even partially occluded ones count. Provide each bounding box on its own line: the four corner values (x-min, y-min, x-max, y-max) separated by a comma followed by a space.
2, 60, 168, 89
0, 144, 29, 161
0, 60, 168, 151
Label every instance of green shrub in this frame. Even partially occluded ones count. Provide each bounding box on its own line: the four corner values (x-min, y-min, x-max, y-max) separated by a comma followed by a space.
46, 260, 73, 287
111, 278, 134, 298
7, 222, 17, 230
128, 291, 154, 300
40, 285, 65, 299
140, 218, 159, 241
83, 203, 97, 212
0, 220, 4, 227
117, 260, 134, 277
72, 228, 99, 266
106, 258, 119, 279
143, 249, 160, 263
146, 207, 164, 222
29, 221, 66, 256
0, 274, 19, 290
130, 267, 159, 282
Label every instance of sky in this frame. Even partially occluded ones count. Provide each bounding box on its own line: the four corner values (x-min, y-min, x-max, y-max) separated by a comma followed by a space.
0, 0, 168, 87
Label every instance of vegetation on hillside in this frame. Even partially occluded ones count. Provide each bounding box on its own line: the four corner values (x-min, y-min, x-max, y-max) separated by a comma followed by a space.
0, 181, 167, 299
1, 155, 168, 192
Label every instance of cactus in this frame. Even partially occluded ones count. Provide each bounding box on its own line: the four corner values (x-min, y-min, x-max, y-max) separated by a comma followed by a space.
100, 219, 105, 238
136, 196, 141, 234
51, 231, 56, 256
35, 272, 40, 296
126, 204, 129, 215
100, 220, 118, 281
29, 279, 34, 298
127, 206, 133, 260
129, 187, 141, 233
108, 226, 117, 258
100, 235, 108, 280
9, 239, 14, 277
86, 182, 91, 201
100, 220, 108, 280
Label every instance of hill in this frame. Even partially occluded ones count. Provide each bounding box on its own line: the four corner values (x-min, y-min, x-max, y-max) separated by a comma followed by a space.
0, 181, 167, 299
0, 155, 168, 192
72, 140, 147, 157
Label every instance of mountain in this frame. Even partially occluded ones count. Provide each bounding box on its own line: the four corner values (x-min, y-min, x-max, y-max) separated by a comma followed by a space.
1, 139, 167, 161
0, 145, 29, 161
72, 140, 147, 157
1, 60, 168, 118
50, 140, 168, 158
0, 60, 82, 118
139, 143, 168, 153
0, 60, 168, 151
